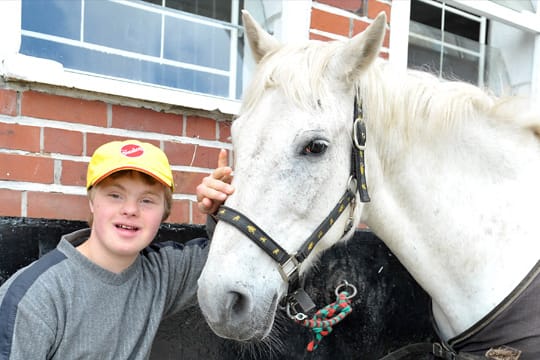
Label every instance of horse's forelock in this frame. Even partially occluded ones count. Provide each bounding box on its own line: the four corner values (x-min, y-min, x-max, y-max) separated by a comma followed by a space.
240, 40, 342, 116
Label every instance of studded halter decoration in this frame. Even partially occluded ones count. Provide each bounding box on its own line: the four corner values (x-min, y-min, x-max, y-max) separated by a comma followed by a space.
215, 96, 370, 315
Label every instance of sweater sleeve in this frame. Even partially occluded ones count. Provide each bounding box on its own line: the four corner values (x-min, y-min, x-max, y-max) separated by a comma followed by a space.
0, 275, 57, 360
205, 214, 217, 239
6, 300, 56, 360
143, 238, 210, 319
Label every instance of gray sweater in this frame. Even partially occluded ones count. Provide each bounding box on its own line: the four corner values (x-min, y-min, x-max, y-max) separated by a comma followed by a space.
0, 228, 209, 360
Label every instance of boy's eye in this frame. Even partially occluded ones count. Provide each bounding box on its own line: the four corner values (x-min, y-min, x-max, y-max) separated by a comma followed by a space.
108, 193, 121, 199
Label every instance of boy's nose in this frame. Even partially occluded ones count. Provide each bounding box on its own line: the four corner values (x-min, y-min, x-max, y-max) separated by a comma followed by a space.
121, 200, 139, 216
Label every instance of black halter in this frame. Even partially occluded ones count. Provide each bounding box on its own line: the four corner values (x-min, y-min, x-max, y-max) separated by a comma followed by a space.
215, 96, 370, 314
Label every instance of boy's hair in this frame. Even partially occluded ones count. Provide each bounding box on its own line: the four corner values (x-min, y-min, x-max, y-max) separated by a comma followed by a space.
87, 170, 173, 226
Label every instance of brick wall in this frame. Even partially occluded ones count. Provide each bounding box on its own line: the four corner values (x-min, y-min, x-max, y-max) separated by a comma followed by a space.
311, 0, 391, 59
0, 84, 232, 225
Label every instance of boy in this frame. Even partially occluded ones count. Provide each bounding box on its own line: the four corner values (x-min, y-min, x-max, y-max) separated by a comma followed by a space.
0, 139, 233, 359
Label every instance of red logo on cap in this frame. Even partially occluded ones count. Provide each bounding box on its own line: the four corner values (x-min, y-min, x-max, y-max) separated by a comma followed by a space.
121, 144, 144, 157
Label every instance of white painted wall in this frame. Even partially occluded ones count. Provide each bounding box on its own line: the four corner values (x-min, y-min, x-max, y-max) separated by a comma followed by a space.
488, 21, 536, 96
0, 1, 21, 59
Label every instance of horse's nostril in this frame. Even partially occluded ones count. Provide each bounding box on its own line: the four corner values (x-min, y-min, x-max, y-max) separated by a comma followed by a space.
225, 290, 251, 320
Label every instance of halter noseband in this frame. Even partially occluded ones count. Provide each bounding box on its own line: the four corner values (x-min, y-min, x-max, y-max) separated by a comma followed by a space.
215, 96, 370, 314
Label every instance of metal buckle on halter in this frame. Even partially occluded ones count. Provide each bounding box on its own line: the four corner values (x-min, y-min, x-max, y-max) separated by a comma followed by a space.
278, 255, 300, 283
353, 117, 367, 150
285, 288, 317, 319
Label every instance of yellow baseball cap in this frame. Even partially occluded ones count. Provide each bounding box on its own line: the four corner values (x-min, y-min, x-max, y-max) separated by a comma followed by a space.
87, 140, 174, 191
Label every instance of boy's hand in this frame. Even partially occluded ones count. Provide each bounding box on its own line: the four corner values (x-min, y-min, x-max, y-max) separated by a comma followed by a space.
196, 149, 234, 215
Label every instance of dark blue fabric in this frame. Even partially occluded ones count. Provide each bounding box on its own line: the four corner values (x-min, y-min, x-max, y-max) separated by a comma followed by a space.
0, 249, 67, 359
142, 238, 209, 256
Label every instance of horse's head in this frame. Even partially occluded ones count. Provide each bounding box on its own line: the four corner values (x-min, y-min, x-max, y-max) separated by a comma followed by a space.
197, 10, 386, 342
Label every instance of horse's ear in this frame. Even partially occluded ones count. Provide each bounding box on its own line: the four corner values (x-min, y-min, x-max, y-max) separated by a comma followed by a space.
338, 12, 387, 83
242, 10, 281, 63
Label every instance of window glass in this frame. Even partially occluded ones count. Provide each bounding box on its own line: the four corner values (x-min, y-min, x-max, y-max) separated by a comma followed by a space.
20, 0, 243, 99
158, 0, 233, 22
85, 1, 161, 56
408, 0, 482, 86
22, 0, 81, 39
163, 16, 230, 70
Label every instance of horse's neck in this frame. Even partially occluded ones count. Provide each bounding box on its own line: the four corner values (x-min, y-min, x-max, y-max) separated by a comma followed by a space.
361, 68, 540, 339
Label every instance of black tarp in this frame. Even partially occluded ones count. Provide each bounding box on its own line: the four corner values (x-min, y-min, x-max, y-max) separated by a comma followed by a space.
0, 217, 435, 359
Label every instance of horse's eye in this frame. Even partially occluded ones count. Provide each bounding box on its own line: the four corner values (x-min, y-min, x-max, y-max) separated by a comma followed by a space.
302, 140, 328, 155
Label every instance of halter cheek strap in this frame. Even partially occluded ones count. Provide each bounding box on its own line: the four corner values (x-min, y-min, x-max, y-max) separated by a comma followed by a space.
353, 97, 370, 202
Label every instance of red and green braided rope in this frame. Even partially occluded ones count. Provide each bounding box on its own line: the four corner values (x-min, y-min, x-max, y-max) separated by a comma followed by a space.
296, 291, 353, 351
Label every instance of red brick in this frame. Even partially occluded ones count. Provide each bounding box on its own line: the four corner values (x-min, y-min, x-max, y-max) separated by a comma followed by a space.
309, 33, 335, 41
218, 121, 232, 143
352, 19, 369, 35
0, 123, 40, 152
186, 116, 217, 140
0, 154, 54, 183
368, 0, 391, 22
191, 201, 207, 225
164, 142, 197, 166
44, 128, 83, 155
318, 0, 366, 14
383, 29, 390, 48
167, 199, 190, 224
27, 192, 90, 221
0, 189, 21, 217
0, 89, 18, 116
311, 8, 350, 37
192, 146, 221, 169
112, 106, 182, 136
61, 160, 88, 187
86, 134, 160, 156
173, 171, 205, 195
21, 91, 107, 127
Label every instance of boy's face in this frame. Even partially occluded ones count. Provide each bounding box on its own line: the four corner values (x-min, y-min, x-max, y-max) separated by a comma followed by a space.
87, 171, 166, 267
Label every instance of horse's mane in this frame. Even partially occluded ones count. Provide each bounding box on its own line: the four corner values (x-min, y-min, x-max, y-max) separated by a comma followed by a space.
241, 39, 540, 137
359, 62, 540, 137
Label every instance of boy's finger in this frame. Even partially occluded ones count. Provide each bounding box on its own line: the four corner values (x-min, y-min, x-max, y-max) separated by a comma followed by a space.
217, 149, 228, 168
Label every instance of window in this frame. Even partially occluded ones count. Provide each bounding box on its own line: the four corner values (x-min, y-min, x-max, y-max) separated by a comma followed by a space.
408, 0, 537, 96
20, 0, 245, 99
408, 0, 486, 86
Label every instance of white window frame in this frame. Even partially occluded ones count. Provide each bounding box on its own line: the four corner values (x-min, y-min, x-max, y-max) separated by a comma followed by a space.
389, 0, 540, 102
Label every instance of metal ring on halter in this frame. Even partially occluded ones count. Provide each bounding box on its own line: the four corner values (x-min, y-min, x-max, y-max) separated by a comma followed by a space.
286, 302, 308, 321
335, 280, 358, 299
347, 176, 358, 193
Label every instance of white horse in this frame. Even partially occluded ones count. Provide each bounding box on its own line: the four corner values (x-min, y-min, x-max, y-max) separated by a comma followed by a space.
198, 10, 540, 359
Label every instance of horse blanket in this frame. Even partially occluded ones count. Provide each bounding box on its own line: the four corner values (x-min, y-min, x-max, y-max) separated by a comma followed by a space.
435, 261, 540, 360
